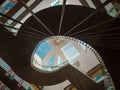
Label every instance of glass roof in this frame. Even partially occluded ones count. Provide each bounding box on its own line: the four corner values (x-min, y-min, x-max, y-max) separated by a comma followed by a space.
31, 36, 107, 75
48, 55, 55, 66
31, 36, 111, 86
32, 38, 81, 68
61, 42, 80, 62
35, 40, 52, 60
57, 56, 63, 66
31, 37, 82, 72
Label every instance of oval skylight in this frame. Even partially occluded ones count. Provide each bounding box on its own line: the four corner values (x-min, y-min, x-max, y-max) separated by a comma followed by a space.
31, 36, 115, 87
31, 36, 80, 72
31, 36, 100, 73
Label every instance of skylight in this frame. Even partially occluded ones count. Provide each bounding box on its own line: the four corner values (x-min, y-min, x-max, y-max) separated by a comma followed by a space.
57, 56, 63, 66
35, 40, 52, 60
61, 42, 80, 62
48, 55, 55, 66
51, 0, 60, 6
32, 37, 81, 72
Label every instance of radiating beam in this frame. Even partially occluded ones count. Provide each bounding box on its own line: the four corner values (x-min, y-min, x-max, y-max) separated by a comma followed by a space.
18, 0, 54, 36
17, 33, 46, 40
95, 44, 120, 50
70, 16, 120, 36
75, 27, 120, 37
22, 30, 49, 37
91, 0, 107, 12
96, 42, 120, 45
79, 0, 89, 7
96, 42, 120, 47
75, 33, 120, 38
64, 0, 112, 36
0, 13, 49, 36
0, 23, 19, 30
58, 0, 67, 35
0, 13, 23, 24
78, 36, 120, 40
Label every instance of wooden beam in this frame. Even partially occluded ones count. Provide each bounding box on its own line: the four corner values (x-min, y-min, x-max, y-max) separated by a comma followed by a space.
11, 0, 43, 27
91, 0, 107, 13
79, 0, 89, 7
0, 0, 29, 24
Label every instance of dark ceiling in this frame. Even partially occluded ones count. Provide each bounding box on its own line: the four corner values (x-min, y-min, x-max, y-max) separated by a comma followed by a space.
0, 1, 120, 90
0, 0, 5, 5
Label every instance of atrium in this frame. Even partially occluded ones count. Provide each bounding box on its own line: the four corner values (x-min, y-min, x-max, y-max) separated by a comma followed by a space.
0, 0, 120, 90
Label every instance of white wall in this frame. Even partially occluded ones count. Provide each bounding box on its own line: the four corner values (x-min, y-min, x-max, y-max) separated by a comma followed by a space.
44, 80, 71, 90
14, 0, 82, 32
60, 0, 82, 5
14, 0, 56, 31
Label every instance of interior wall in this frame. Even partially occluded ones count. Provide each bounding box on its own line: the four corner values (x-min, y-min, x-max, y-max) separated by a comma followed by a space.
60, 0, 82, 5
14, 0, 56, 29
44, 80, 70, 90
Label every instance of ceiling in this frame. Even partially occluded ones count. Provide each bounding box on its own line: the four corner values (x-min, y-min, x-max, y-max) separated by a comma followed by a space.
0, 0, 120, 90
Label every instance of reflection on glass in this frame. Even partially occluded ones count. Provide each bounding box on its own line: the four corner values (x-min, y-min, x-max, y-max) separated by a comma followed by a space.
57, 56, 63, 66
35, 40, 52, 60
61, 42, 80, 62
48, 55, 55, 66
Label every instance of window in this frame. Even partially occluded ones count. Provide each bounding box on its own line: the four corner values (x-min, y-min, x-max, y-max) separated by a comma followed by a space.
51, 0, 60, 6
35, 40, 52, 60
57, 56, 63, 66
61, 42, 80, 62
48, 55, 55, 66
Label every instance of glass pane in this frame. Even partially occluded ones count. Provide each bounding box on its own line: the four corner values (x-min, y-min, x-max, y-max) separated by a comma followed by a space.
48, 55, 55, 66
62, 42, 80, 62
35, 40, 52, 60
57, 56, 63, 66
